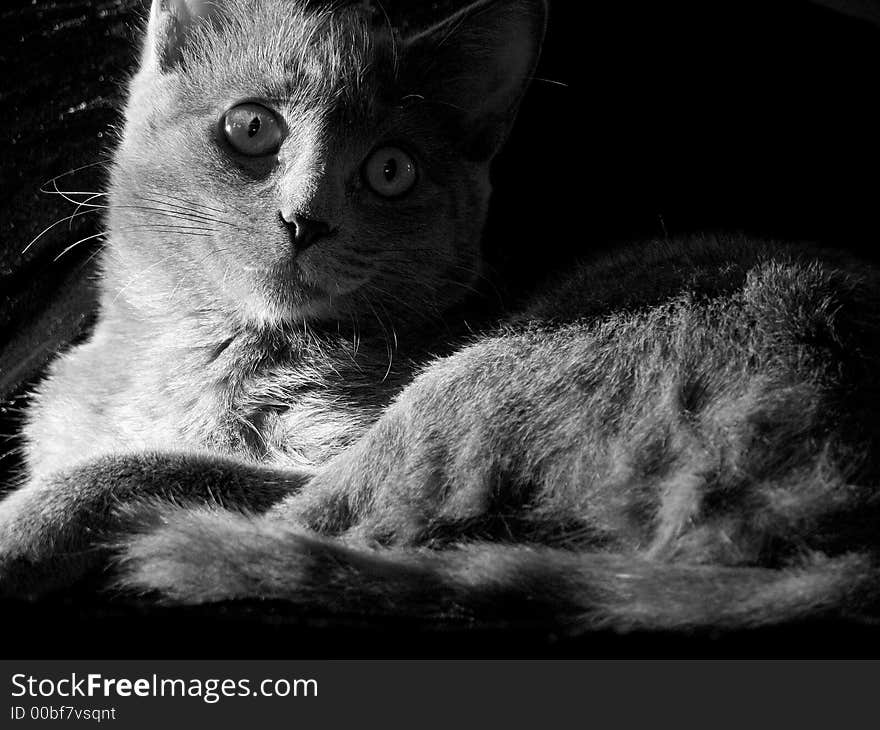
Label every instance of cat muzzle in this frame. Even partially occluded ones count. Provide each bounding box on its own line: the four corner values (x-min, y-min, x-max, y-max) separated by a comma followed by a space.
278, 211, 336, 255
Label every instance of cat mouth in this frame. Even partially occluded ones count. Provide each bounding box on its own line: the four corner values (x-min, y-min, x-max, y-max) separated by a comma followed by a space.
270, 259, 326, 298
260, 257, 350, 317
242, 247, 372, 321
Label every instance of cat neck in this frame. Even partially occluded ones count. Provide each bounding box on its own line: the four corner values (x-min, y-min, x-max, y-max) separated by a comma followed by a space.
96, 253, 496, 396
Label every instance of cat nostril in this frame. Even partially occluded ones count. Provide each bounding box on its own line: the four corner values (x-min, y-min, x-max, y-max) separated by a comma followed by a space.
279, 211, 334, 254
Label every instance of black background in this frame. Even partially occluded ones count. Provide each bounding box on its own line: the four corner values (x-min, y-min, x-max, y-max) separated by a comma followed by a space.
1, 0, 880, 657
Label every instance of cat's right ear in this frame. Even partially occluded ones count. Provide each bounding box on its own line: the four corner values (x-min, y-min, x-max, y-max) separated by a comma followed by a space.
401, 0, 548, 161
143, 0, 217, 72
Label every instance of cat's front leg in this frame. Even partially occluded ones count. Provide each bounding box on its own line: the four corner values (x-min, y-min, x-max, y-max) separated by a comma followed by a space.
0, 453, 309, 598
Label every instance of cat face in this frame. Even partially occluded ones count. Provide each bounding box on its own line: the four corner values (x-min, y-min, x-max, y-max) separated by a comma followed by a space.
107, 0, 546, 326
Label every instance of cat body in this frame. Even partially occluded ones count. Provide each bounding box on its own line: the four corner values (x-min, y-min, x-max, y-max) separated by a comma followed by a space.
2, 0, 880, 633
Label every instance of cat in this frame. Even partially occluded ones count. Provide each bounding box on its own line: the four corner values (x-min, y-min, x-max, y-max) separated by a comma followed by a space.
1, 0, 880, 634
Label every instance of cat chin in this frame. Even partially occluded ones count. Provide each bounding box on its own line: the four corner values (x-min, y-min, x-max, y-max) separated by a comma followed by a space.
230, 295, 324, 329
237, 282, 358, 329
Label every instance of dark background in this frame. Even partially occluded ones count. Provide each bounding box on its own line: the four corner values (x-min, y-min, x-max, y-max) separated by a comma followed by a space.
1, 0, 880, 657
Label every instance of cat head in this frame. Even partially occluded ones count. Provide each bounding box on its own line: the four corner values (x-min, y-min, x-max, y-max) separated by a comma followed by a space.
107, 0, 547, 327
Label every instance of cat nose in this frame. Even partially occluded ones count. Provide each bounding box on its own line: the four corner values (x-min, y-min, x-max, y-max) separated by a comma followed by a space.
279, 211, 334, 253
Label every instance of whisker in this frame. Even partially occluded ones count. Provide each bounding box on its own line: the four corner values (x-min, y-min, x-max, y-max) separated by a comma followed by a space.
71, 192, 107, 227
50, 178, 101, 208
81, 240, 109, 270
532, 76, 570, 88
46, 198, 243, 230
359, 293, 396, 382
41, 184, 245, 230
52, 231, 111, 262
38, 159, 110, 193
362, 281, 434, 322
52, 225, 214, 263
135, 196, 242, 228
23, 205, 103, 255
142, 191, 249, 218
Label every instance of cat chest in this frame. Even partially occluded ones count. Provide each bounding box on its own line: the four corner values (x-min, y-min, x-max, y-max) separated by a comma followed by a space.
127, 335, 392, 468
176, 371, 374, 469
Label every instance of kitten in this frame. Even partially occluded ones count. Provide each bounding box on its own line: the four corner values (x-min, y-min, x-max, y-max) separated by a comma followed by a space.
2, 0, 879, 633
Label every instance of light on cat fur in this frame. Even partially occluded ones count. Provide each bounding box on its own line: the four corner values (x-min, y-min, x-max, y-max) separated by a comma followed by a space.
2, 0, 880, 635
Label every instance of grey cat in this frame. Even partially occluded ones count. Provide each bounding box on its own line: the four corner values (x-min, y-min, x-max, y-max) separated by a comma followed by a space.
2, 0, 879, 633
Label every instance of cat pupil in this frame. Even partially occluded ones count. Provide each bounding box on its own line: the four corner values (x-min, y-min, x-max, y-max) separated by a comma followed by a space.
383, 158, 397, 181
247, 117, 261, 138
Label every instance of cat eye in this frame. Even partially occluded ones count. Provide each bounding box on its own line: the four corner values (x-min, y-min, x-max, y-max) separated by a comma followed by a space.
362, 146, 418, 198
222, 102, 284, 157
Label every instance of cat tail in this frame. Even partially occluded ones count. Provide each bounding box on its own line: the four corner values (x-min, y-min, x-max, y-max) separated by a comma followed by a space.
113, 504, 879, 633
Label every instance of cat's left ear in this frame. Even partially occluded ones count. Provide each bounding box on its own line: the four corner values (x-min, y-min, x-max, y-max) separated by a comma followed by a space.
402, 0, 548, 160
143, 0, 219, 72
